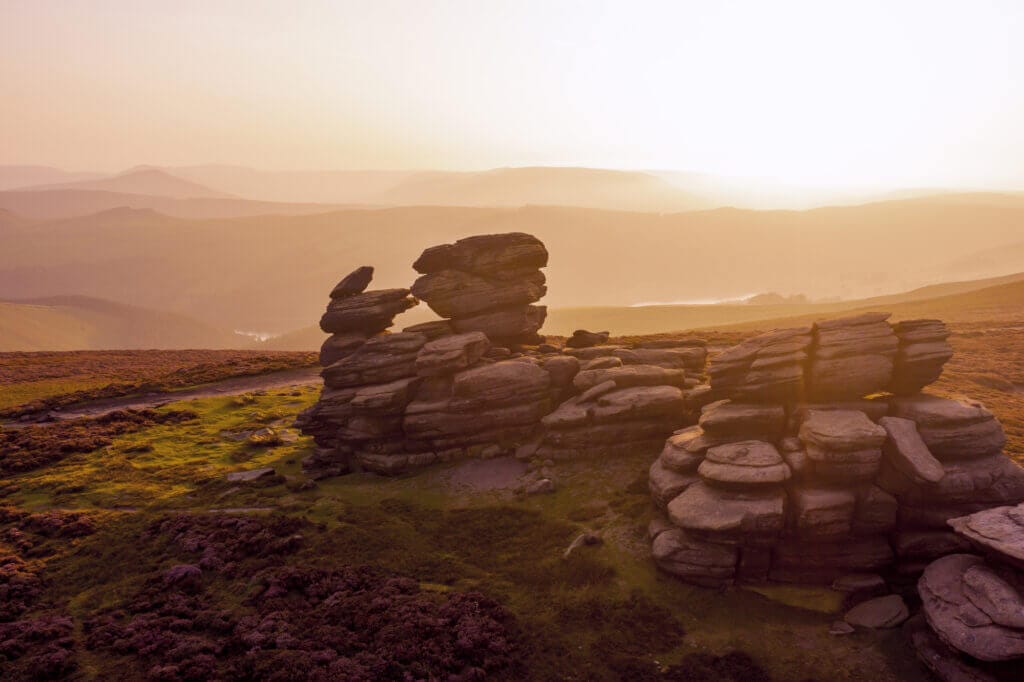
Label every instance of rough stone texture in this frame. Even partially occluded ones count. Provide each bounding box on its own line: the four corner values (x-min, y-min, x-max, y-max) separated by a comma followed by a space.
707, 327, 812, 403
919, 554, 1024, 662
402, 320, 455, 340
843, 594, 909, 629
651, 313, 1024, 590
319, 331, 371, 367
329, 265, 374, 299
698, 401, 786, 441
799, 409, 887, 452
807, 313, 896, 401
879, 416, 945, 484
698, 441, 790, 487
412, 233, 548, 345
905, 613, 1007, 682
890, 319, 954, 395
891, 395, 1006, 462
649, 459, 699, 509
565, 329, 609, 348
948, 504, 1024, 570
668, 481, 785, 546
414, 332, 490, 377
320, 289, 418, 335
651, 528, 738, 587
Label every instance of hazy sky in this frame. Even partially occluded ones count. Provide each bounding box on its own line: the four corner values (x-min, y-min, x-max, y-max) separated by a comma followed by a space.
3, 0, 1023, 188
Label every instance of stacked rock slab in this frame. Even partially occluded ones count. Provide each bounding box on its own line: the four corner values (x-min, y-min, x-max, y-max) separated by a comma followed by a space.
300, 232, 710, 478
650, 312, 1024, 588
908, 502, 1024, 681
298, 267, 419, 476
411, 233, 549, 347
536, 343, 701, 460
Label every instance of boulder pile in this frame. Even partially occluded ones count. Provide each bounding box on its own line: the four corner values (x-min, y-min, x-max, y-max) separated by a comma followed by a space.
299, 233, 709, 477
649, 313, 1024, 588
411, 233, 549, 346
907, 502, 1024, 681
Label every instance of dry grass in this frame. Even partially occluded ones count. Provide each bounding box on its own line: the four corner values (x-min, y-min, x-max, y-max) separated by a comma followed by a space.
0, 349, 316, 415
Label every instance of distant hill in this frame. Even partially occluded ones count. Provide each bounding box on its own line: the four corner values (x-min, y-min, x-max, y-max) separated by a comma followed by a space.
0, 165, 103, 191
0, 208, 29, 233
370, 166, 714, 212
937, 240, 1024, 283
0, 189, 351, 221
164, 165, 418, 204
16, 167, 233, 199
2, 196, 1024, 334
690, 278, 1024, 335
544, 271, 1024, 336
0, 295, 236, 351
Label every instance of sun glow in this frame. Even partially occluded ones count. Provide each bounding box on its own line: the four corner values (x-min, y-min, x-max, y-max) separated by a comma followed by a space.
2, 0, 1023, 189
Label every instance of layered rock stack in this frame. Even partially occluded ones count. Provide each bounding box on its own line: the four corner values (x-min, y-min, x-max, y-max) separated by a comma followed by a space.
298, 268, 419, 476
906, 502, 1024, 681
411, 233, 549, 347
300, 232, 709, 478
649, 312, 1024, 588
534, 337, 708, 461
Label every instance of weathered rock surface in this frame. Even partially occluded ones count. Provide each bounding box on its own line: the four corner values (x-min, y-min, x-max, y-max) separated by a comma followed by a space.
651, 528, 738, 587
879, 416, 946, 484
414, 332, 490, 377
565, 329, 609, 348
698, 441, 790, 488
920, 554, 1024, 662
948, 504, 1024, 570
844, 594, 909, 629
412, 233, 549, 345
707, 327, 812, 402
320, 288, 418, 334
329, 265, 374, 299
891, 319, 954, 395
891, 395, 1006, 461
807, 313, 896, 401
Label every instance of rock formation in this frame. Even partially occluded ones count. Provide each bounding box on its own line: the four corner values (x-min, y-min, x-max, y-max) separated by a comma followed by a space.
411, 232, 549, 346
299, 233, 709, 478
907, 502, 1024, 681
649, 312, 1024, 588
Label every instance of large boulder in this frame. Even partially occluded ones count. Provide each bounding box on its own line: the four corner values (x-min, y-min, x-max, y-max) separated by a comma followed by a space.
329, 265, 374, 298
890, 319, 953, 395
919, 553, 1024, 662
891, 395, 1006, 461
415, 331, 490, 377
320, 288, 419, 334
697, 441, 791, 488
413, 232, 548, 275
806, 313, 896, 401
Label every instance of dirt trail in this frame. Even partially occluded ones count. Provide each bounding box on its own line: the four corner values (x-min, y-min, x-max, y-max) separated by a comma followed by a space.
6, 367, 321, 426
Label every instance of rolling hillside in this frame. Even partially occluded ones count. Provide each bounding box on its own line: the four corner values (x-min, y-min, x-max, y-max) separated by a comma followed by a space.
696, 277, 1024, 335
0, 296, 236, 351
1, 195, 1024, 334
0, 165, 103, 190
371, 166, 714, 212
15, 168, 232, 199
0, 189, 351, 221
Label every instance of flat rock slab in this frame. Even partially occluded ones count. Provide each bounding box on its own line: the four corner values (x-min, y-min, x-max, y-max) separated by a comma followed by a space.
226, 467, 276, 483
949, 503, 1024, 570
879, 416, 945, 484
843, 594, 909, 629
799, 409, 887, 451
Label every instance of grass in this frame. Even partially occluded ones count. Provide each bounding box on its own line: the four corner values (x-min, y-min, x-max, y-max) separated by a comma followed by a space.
0, 349, 316, 414
0, 383, 927, 680
17, 323, 1024, 678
